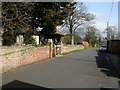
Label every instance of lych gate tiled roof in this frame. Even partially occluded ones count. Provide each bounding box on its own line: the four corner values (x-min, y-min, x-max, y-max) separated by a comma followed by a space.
55, 29, 64, 36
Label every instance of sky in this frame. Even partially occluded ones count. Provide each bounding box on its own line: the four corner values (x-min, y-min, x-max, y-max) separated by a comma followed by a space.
83, 2, 118, 37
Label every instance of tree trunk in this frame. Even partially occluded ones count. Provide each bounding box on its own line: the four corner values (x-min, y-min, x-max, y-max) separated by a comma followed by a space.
70, 24, 74, 45
71, 34, 74, 45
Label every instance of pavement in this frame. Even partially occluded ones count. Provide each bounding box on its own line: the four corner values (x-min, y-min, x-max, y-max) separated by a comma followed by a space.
1, 48, 119, 89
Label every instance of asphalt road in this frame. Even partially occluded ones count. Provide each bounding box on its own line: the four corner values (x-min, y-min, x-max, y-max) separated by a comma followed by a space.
1, 48, 119, 89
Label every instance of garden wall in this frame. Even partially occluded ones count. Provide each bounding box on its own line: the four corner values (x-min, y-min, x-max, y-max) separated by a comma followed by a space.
1, 45, 84, 73
1, 46, 49, 73
62, 45, 84, 53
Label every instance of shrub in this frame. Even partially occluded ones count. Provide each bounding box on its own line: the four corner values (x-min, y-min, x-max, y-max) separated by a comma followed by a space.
2, 29, 16, 46
24, 33, 36, 45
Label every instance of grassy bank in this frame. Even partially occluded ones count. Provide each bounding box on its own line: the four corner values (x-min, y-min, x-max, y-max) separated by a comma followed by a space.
62, 47, 98, 55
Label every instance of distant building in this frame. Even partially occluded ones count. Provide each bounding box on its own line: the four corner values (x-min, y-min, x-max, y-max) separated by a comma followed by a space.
77, 41, 89, 47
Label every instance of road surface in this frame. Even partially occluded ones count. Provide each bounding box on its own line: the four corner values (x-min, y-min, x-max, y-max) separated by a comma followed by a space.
1, 48, 119, 89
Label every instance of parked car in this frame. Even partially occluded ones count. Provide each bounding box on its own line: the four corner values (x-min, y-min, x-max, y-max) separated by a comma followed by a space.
99, 45, 107, 52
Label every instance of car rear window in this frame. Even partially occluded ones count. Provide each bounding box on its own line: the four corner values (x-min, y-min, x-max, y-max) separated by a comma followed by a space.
101, 45, 107, 48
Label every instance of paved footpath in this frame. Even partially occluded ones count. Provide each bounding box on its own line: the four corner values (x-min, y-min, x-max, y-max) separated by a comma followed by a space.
1, 48, 119, 89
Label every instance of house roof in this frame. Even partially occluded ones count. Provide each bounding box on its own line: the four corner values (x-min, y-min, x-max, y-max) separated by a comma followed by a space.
41, 29, 64, 37
55, 29, 64, 36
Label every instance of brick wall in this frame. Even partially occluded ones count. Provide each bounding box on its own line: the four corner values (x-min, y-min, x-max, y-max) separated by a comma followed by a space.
1, 46, 49, 73
62, 45, 84, 53
1, 45, 84, 73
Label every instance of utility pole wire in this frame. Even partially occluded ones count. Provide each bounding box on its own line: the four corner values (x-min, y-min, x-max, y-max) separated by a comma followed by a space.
107, 0, 114, 40
108, 0, 114, 22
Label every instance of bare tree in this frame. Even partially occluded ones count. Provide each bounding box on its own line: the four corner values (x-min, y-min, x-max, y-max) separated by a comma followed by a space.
62, 2, 95, 45
104, 26, 118, 40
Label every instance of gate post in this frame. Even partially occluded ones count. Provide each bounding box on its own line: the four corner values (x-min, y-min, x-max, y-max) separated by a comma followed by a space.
49, 39, 53, 58
53, 44, 56, 57
59, 41, 62, 55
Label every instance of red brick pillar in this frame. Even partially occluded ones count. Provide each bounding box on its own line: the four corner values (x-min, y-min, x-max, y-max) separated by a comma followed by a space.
53, 44, 56, 57
49, 41, 53, 58
57, 45, 62, 55
60, 41, 62, 54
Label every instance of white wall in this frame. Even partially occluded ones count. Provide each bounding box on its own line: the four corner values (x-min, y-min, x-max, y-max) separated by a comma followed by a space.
16, 35, 24, 46
0, 28, 3, 46
32, 35, 39, 45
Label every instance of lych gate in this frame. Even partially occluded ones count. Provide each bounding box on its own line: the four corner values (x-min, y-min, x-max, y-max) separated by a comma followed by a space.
41, 29, 64, 57
40, 29, 64, 45
15, 28, 64, 57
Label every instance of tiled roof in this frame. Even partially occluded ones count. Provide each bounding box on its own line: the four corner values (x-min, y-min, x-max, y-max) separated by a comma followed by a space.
55, 29, 64, 36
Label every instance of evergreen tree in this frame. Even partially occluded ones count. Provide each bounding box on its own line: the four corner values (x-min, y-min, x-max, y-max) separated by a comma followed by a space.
2, 2, 76, 46
2, 2, 35, 45
32, 2, 76, 35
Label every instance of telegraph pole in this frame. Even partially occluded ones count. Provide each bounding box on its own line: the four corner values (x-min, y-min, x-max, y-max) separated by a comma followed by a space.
107, 22, 109, 40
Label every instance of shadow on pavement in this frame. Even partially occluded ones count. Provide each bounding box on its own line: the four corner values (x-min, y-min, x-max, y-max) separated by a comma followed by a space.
2, 80, 115, 90
100, 88, 117, 90
2, 80, 53, 89
95, 51, 119, 78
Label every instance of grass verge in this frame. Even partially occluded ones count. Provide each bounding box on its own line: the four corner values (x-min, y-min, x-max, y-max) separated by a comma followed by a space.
61, 47, 98, 55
